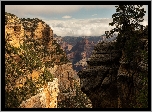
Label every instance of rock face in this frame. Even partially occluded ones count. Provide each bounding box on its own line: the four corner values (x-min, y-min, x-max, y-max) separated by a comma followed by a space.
19, 78, 59, 108
5, 12, 54, 48
78, 37, 148, 108
60, 42, 73, 53
78, 41, 122, 108
68, 38, 95, 71
117, 38, 148, 108
48, 63, 78, 101
5, 12, 89, 108
5, 12, 69, 108
5, 12, 24, 48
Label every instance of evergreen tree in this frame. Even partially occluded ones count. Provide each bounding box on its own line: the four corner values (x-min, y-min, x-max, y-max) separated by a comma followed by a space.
5, 34, 53, 108
105, 5, 148, 108
105, 5, 146, 51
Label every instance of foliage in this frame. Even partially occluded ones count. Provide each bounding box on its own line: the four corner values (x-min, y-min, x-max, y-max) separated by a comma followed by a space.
105, 5, 148, 108
5, 34, 54, 108
57, 81, 92, 108
105, 5, 147, 66
105, 5, 146, 50
5, 12, 75, 108
135, 73, 148, 108
21, 18, 45, 31
5, 12, 20, 25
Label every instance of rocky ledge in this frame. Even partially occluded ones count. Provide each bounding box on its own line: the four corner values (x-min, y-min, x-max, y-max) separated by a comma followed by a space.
78, 37, 148, 108
78, 41, 122, 108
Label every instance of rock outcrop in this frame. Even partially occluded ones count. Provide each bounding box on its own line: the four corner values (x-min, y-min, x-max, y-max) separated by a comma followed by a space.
19, 78, 59, 108
5, 12, 89, 108
5, 12, 68, 108
5, 12, 24, 48
48, 63, 78, 101
5, 12, 54, 48
117, 38, 148, 108
78, 36, 148, 108
68, 38, 95, 71
78, 41, 122, 108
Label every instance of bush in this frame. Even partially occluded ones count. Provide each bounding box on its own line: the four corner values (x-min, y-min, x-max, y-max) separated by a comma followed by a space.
5, 35, 54, 108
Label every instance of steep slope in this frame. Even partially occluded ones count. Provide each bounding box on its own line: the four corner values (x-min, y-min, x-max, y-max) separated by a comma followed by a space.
78, 41, 122, 108
5, 12, 92, 108
5, 12, 69, 108
67, 38, 95, 71
77, 27, 148, 108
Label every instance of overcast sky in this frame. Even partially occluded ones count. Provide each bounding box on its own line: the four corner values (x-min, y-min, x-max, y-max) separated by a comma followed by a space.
5, 5, 148, 37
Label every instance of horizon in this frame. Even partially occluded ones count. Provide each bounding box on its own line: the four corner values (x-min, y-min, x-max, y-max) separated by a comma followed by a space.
5, 5, 148, 37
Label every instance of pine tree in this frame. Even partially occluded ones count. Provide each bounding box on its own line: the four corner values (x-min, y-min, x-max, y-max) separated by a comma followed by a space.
105, 5, 146, 51
105, 5, 148, 108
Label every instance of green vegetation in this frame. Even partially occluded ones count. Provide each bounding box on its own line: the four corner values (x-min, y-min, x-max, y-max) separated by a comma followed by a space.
105, 5, 146, 51
5, 12, 21, 25
21, 18, 39, 31
5, 34, 54, 108
5, 12, 90, 108
105, 5, 148, 108
57, 81, 92, 108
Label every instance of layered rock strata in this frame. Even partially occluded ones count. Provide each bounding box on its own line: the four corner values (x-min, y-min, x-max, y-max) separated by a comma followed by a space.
5, 12, 54, 48
5, 12, 69, 108
78, 41, 122, 108
19, 78, 59, 108
68, 38, 95, 71
48, 63, 78, 101
117, 38, 148, 108
78, 37, 148, 108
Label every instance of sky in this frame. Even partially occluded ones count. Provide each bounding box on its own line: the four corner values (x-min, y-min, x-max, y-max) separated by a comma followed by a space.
5, 5, 148, 37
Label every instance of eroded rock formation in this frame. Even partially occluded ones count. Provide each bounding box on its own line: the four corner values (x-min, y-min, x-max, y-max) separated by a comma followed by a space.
5, 13, 24, 48
19, 78, 59, 108
117, 38, 148, 108
5, 12, 86, 108
78, 41, 122, 108
68, 38, 95, 71
78, 37, 148, 108
48, 63, 78, 101
5, 12, 68, 108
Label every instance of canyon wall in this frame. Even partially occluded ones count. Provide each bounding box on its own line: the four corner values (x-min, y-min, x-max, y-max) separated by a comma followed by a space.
5, 12, 91, 108
78, 41, 122, 108
78, 36, 148, 108
5, 12, 73, 108
19, 78, 59, 108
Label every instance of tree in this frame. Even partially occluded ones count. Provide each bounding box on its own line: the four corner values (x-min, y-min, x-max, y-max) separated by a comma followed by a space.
105, 5, 148, 108
105, 5, 146, 50
5, 34, 53, 108
105, 5, 146, 62
57, 81, 92, 108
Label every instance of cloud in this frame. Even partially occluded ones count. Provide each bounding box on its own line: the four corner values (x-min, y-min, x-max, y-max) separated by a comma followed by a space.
44, 18, 114, 37
5, 5, 148, 37
92, 14, 97, 16
141, 15, 148, 26
44, 15, 148, 37
62, 15, 72, 19
5, 5, 148, 18
5, 5, 115, 18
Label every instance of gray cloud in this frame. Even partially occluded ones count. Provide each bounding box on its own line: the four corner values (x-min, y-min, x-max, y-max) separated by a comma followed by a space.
5, 5, 115, 18
44, 18, 114, 36
5, 5, 148, 37
62, 15, 72, 19
92, 14, 97, 16
45, 16, 148, 37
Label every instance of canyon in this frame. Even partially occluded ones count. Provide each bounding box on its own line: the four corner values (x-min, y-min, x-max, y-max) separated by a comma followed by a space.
5, 12, 148, 109
5, 12, 91, 108
78, 30, 148, 108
